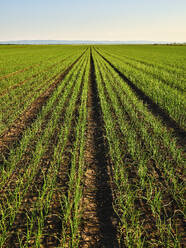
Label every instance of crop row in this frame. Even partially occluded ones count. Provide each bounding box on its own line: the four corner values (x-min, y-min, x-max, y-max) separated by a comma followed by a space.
0, 45, 185, 247
0, 45, 86, 78
95, 46, 186, 130
92, 48, 185, 247
95, 45, 186, 73
0, 47, 87, 135
0, 49, 89, 247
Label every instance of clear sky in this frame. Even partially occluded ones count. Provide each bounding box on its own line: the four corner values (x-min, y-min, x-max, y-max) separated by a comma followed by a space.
0, 0, 186, 42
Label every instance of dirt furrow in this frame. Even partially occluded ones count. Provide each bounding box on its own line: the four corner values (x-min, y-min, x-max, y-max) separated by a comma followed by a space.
81, 50, 118, 248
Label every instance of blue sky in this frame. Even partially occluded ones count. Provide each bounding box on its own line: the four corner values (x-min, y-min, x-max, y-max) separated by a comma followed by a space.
0, 0, 186, 41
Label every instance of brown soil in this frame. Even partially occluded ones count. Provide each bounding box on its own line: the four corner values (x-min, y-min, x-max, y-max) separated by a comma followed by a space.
80, 50, 119, 248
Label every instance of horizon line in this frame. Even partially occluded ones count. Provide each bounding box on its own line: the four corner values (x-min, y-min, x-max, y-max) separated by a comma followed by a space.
0, 39, 186, 44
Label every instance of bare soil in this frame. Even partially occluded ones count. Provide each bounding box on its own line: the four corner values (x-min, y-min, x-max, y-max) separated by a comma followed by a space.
80, 50, 119, 248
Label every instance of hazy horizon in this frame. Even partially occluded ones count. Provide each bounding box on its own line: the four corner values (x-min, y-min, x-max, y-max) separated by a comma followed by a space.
1, 0, 186, 42
0, 40, 184, 44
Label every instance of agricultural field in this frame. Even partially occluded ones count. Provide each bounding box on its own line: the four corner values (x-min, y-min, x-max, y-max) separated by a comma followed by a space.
0, 44, 185, 247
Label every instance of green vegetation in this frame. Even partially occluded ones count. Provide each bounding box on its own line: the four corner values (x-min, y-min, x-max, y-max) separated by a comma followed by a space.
0, 44, 185, 247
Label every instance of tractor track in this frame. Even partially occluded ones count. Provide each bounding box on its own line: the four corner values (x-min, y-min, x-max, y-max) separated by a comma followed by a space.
80, 50, 119, 248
